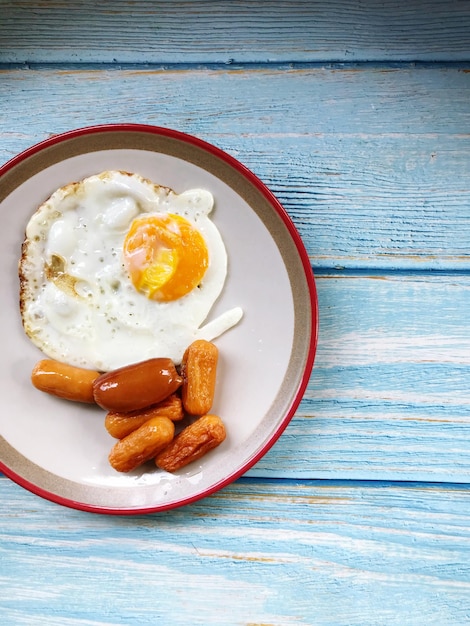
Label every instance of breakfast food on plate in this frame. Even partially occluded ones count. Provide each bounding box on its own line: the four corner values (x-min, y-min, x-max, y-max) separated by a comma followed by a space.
155, 414, 226, 473
20, 170, 239, 474
105, 395, 184, 440
99, 344, 225, 472
19, 170, 243, 371
181, 339, 218, 415
31, 359, 100, 403
108, 416, 175, 473
29, 342, 226, 473
92, 357, 182, 412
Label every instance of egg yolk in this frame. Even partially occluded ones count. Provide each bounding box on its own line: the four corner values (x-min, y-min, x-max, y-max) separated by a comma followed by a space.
123, 214, 209, 302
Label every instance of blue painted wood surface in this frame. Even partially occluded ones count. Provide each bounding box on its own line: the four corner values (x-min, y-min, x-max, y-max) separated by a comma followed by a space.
1, 476, 470, 625
1, 66, 468, 270
1, 2, 470, 624
1, 0, 470, 63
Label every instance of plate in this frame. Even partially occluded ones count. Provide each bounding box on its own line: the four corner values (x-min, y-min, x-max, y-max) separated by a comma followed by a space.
0, 124, 318, 514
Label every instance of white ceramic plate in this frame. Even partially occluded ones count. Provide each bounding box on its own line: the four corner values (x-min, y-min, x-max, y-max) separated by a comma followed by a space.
0, 124, 318, 514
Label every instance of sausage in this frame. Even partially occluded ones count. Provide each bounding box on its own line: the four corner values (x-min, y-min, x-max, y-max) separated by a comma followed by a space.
93, 357, 182, 412
105, 394, 184, 439
31, 359, 100, 403
109, 416, 175, 472
181, 340, 218, 415
155, 414, 226, 472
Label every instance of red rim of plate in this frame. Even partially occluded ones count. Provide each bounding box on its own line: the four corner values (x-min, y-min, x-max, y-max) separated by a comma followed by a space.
0, 123, 318, 515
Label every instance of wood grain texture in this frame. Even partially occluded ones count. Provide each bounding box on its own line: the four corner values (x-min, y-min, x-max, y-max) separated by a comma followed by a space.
249, 272, 470, 481
1, 66, 469, 270
1, 66, 469, 482
3, 273, 467, 482
1, 0, 470, 63
1, 4, 469, 623
1, 476, 469, 625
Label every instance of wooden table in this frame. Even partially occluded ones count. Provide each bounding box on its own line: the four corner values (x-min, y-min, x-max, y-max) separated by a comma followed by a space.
1, 2, 469, 624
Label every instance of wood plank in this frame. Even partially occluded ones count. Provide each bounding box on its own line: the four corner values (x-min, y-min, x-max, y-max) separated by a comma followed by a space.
1, 273, 468, 483
249, 272, 470, 482
1, 476, 469, 625
1, 0, 470, 63
1, 66, 469, 270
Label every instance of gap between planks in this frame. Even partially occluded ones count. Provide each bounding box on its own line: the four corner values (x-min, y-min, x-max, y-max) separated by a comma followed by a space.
1, 60, 470, 71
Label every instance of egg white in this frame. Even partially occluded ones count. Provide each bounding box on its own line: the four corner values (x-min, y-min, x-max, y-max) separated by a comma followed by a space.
20, 171, 242, 371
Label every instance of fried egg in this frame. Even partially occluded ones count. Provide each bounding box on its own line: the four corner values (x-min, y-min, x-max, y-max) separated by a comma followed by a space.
19, 171, 243, 371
